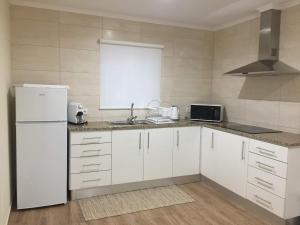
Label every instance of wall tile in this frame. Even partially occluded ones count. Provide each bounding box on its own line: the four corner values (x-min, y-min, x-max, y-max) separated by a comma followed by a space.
102, 29, 141, 42
60, 24, 100, 50
161, 77, 211, 98
12, 70, 60, 84
60, 48, 99, 73
59, 12, 100, 27
12, 19, 59, 47
211, 77, 245, 99
245, 100, 279, 126
60, 72, 99, 96
103, 18, 140, 33
12, 45, 59, 71
279, 102, 300, 129
11, 5, 59, 22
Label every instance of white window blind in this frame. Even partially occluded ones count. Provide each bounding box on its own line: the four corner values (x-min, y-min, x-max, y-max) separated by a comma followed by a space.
100, 40, 162, 109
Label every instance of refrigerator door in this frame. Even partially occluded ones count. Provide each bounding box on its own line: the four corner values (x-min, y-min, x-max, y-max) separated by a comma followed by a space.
16, 87, 67, 122
16, 122, 67, 209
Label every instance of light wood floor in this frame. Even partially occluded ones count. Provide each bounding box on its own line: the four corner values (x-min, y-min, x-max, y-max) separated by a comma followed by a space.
8, 182, 271, 225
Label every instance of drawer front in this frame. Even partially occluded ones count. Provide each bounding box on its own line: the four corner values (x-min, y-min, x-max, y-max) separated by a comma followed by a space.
70, 131, 111, 145
70, 143, 111, 158
247, 183, 285, 218
248, 152, 287, 179
69, 171, 111, 190
248, 166, 286, 198
249, 139, 288, 163
70, 155, 111, 174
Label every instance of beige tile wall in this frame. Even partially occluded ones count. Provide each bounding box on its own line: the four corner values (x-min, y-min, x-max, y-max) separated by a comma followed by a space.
212, 5, 300, 133
11, 5, 213, 121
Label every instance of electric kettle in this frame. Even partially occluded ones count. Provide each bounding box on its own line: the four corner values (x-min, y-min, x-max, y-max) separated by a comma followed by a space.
170, 106, 180, 121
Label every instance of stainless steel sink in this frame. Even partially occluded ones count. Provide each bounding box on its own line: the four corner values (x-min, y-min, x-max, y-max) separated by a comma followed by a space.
110, 120, 149, 126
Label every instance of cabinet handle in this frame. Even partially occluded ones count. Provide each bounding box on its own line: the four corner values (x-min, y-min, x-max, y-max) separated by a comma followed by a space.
241, 141, 245, 160
177, 130, 180, 147
82, 149, 102, 153
83, 137, 102, 140
256, 161, 274, 173
254, 177, 274, 188
211, 133, 214, 149
82, 178, 101, 183
139, 132, 142, 150
83, 163, 102, 167
257, 147, 276, 158
80, 169, 101, 173
254, 194, 273, 209
80, 155, 100, 158
147, 132, 150, 149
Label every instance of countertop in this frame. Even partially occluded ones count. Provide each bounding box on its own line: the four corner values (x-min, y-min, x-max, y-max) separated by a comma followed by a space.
68, 120, 300, 148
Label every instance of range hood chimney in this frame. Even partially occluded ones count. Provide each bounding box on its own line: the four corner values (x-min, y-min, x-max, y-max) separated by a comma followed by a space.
225, 9, 300, 76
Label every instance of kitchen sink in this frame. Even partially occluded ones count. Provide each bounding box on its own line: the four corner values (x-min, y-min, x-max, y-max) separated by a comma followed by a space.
110, 120, 149, 126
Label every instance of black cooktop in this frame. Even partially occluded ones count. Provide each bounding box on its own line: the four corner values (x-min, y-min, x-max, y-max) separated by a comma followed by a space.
216, 123, 282, 134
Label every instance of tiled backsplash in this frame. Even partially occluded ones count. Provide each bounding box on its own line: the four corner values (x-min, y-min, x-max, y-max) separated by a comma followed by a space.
212, 5, 300, 133
11, 4, 300, 133
11, 5, 213, 121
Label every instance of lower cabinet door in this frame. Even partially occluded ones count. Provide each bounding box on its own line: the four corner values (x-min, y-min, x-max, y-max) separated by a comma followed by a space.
173, 127, 201, 177
201, 127, 217, 181
215, 130, 248, 197
112, 130, 144, 185
144, 128, 173, 180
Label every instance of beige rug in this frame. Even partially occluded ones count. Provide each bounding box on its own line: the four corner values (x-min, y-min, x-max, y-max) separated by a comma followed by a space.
79, 185, 195, 220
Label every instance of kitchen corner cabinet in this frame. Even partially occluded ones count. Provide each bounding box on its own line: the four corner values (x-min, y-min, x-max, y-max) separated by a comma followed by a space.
173, 127, 201, 177
144, 128, 173, 180
201, 127, 248, 197
112, 130, 144, 185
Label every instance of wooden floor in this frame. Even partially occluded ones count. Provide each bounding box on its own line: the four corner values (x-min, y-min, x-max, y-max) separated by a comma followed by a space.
8, 182, 271, 225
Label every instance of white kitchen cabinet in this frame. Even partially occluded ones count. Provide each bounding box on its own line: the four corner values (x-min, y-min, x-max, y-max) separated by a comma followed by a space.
173, 127, 201, 177
112, 130, 144, 185
69, 131, 112, 190
201, 127, 217, 181
144, 128, 173, 180
215, 130, 248, 197
201, 128, 248, 197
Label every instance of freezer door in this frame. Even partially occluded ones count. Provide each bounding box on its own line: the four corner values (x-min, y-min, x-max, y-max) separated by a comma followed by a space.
16, 87, 67, 122
16, 122, 67, 209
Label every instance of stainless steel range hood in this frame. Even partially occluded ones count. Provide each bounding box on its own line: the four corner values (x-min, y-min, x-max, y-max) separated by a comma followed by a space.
225, 9, 300, 76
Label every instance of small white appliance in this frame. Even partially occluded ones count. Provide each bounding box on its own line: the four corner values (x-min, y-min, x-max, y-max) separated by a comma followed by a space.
15, 84, 68, 209
67, 102, 87, 124
170, 106, 180, 121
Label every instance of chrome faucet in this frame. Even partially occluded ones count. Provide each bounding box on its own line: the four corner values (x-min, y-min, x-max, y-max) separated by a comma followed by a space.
127, 102, 137, 124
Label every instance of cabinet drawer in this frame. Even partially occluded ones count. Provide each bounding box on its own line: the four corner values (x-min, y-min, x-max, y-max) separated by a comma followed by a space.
248, 166, 286, 198
69, 171, 111, 190
70, 155, 111, 174
248, 152, 287, 179
70, 143, 111, 158
70, 131, 111, 145
249, 140, 288, 163
247, 183, 285, 218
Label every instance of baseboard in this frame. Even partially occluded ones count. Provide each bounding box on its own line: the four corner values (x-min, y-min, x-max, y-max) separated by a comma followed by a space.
2, 203, 12, 225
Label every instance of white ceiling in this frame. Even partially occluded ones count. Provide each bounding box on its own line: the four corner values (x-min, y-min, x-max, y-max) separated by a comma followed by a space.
10, 0, 299, 30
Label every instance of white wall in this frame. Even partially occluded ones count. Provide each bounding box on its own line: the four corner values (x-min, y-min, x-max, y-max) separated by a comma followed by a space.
0, 0, 12, 224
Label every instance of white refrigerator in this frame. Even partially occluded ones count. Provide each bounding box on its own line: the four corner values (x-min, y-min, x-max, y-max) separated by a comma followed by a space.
16, 84, 68, 209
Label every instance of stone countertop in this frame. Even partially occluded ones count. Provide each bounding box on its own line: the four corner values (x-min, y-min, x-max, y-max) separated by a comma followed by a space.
68, 120, 204, 132
68, 120, 300, 148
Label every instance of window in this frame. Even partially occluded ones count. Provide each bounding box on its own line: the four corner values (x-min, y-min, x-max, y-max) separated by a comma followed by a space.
100, 40, 163, 109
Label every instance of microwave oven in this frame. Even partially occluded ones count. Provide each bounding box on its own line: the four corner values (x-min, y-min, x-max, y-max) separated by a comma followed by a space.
190, 104, 224, 122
